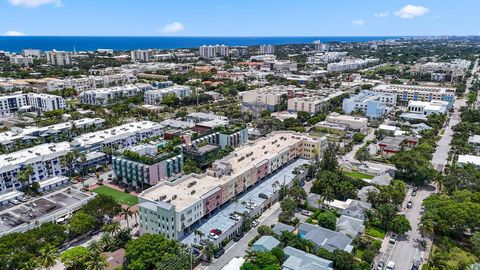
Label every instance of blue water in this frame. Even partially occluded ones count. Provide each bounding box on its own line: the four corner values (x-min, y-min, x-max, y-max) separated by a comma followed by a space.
0, 36, 402, 52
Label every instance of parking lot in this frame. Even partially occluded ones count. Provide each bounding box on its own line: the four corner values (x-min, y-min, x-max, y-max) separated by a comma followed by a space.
181, 158, 309, 246
0, 187, 93, 236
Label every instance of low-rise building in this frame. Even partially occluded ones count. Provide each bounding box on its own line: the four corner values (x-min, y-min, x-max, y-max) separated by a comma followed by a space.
252, 236, 280, 252
241, 85, 299, 115
297, 223, 353, 253
144, 85, 191, 105
327, 59, 379, 72
283, 246, 334, 270
47, 74, 137, 92
325, 113, 368, 131
400, 100, 449, 121
457, 154, 480, 168
79, 84, 152, 106
137, 132, 325, 239
342, 90, 397, 118
0, 92, 65, 116
372, 84, 456, 106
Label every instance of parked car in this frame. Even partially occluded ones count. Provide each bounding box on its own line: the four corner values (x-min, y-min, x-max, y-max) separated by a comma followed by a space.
258, 193, 268, 199
301, 210, 312, 216
411, 191, 417, 196
386, 261, 395, 270
413, 186, 418, 191
251, 220, 260, 227
214, 248, 225, 258
377, 261, 385, 270
18, 196, 27, 202
230, 213, 241, 221
208, 229, 222, 239
233, 232, 244, 242
11, 199, 20, 205
389, 235, 397, 245
407, 201, 413, 209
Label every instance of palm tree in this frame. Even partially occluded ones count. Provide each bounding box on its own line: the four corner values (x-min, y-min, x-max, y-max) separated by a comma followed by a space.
20, 259, 40, 270
319, 187, 335, 209
102, 221, 121, 235
18, 165, 33, 192
121, 206, 133, 228
85, 250, 108, 270
100, 232, 113, 251
38, 244, 58, 270
87, 240, 103, 254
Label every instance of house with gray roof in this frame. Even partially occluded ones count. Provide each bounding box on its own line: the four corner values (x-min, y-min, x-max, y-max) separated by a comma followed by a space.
306, 193, 323, 209
283, 246, 334, 270
252, 236, 280, 252
370, 173, 393, 186
336, 215, 365, 238
357, 185, 379, 202
272, 222, 295, 236
298, 223, 353, 253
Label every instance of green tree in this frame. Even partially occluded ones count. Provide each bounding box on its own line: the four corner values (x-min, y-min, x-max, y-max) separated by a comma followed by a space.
257, 225, 274, 236
470, 231, 480, 255
391, 149, 437, 186
288, 180, 307, 205
296, 111, 311, 123
82, 195, 122, 225
38, 244, 58, 270
162, 93, 180, 107
352, 133, 366, 143
270, 247, 285, 263
377, 203, 397, 229
260, 110, 271, 118
317, 211, 337, 230
332, 250, 355, 270
319, 144, 338, 171
69, 211, 95, 236
388, 215, 412, 235
280, 197, 296, 214
18, 165, 33, 192
60, 246, 90, 270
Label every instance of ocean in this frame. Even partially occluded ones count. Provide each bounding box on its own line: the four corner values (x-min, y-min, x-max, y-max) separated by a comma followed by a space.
0, 36, 402, 52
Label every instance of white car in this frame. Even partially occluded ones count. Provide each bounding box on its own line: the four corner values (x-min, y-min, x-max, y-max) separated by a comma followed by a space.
386, 261, 395, 270
251, 220, 260, 227
208, 232, 219, 240
301, 210, 312, 216
11, 199, 20, 205
230, 214, 241, 221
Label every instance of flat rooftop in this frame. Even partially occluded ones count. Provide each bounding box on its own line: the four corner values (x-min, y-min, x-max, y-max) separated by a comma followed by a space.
140, 174, 220, 211
373, 84, 455, 93
0, 142, 71, 170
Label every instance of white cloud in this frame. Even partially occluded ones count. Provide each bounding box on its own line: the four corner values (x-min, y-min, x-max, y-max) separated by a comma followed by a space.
8, 0, 62, 8
3, 30, 26, 36
352, 19, 365, 26
374, 12, 389, 18
395, 4, 429, 19
158, 22, 184, 34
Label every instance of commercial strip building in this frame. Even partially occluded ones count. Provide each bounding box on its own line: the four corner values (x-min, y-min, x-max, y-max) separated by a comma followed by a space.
325, 113, 368, 131
0, 142, 71, 194
371, 84, 456, 106
46, 73, 137, 92
79, 83, 153, 106
199, 45, 230, 58
70, 121, 164, 152
137, 132, 326, 240
342, 90, 397, 118
0, 92, 66, 116
144, 85, 191, 105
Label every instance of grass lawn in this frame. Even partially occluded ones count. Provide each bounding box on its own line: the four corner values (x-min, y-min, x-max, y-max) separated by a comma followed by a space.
365, 226, 386, 239
92, 186, 139, 206
344, 170, 374, 180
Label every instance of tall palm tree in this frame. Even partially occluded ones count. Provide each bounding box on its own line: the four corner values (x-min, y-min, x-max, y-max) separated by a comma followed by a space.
319, 187, 335, 209
102, 221, 121, 235
38, 244, 58, 270
100, 232, 113, 252
85, 250, 108, 270
87, 240, 103, 254
121, 206, 133, 228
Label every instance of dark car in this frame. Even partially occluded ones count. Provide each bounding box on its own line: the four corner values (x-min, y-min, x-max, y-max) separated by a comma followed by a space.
407, 201, 413, 209
411, 191, 417, 196
377, 261, 385, 270
233, 232, 244, 242
258, 193, 268, 199
214, 248, 225, 258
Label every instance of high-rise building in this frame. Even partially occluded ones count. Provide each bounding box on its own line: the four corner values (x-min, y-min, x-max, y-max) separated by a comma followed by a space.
45, 50, 72, 66
313, 40, 329, 52
131, 50, 151, 62
199, 45, 229, 58
9, 55, 34, 66
259, 45, 275, 54
22, 49, 41, 58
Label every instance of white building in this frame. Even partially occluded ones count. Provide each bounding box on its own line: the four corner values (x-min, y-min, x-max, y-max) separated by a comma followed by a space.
186, 112, 228, 123
22, 49, 41, 58
131, 50, 151, 62
79, 84, 152, 106
0, 142, 71, 194
327, 59, 379, 72
325, 113, 368, 131
307, 52, 348, 65
342, 90, 397, 118
241, 85, 299, 114
46, 74, 137, 92
400, 100, 449, 121
372, 84, 456, 105
259, 45, 275, 54
288, 97, 324, 114
313, 40, 329, 52
0, 92, 65, 116
457, 154, 480, 168
46, 50, 72, 66
199, 45, 230, 58
144, 85, 191, 105
9, 55, 34, 66
70, 121, 164, 152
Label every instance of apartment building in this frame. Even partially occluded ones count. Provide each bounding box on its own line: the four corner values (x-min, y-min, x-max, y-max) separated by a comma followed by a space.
186, 112, 228, 123
371, 84, 456, 106
342, 90, 397, 118
327, 59, 379, 72
137, 131, 326, 240
410, 59, 470, 83
306, 52, 348, 65
287, 97, 324, 114
259, 45, 275, 54
144, 85, 191, 105
9, 55, 34, 66
22, 49, 41, 58
79, 83, 152, 106
241, 85, 299, 115
0, 93, 65, 116
45, 50, 72, 66
313, 40, 329, 52
199, 45, 229, 58
131, 50, 151, 62
0, 118, 105, 148
112, 144, 183, 188
47, 74, 137, 92
0, 142, 71, 194
70, 121, 164, 152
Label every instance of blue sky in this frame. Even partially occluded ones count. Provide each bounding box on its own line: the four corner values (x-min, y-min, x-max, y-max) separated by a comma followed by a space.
0, 0, 477, 36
